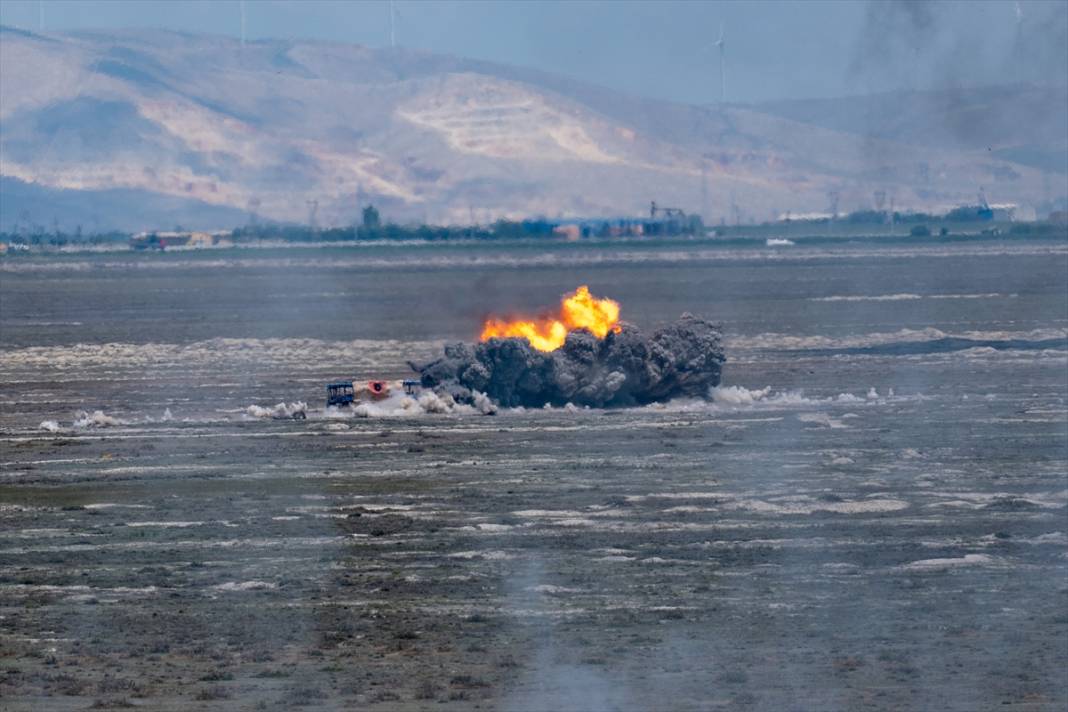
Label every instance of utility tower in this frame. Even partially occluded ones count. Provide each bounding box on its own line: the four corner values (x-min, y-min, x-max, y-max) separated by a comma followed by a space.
246, 197, 261, 226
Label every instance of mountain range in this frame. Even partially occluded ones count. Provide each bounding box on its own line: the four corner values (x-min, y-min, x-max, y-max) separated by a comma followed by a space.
1, 26, 1065, 232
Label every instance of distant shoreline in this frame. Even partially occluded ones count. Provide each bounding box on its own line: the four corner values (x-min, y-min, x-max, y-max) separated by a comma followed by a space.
2, 219, 1065, 257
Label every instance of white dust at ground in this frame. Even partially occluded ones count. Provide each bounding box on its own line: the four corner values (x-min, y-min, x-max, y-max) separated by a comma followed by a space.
246, 390, 500, 419
245, 402, 308, 419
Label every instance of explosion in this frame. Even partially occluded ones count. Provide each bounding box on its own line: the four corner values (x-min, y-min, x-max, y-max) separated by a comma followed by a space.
416, 312, 725, 408
479, 286, 622, 352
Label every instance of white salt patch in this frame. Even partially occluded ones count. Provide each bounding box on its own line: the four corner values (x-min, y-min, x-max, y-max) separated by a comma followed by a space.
926, 500, 983, 510
448, 550, 514, 560
84, 503, 150, 510
529, 585, 583, 594
798, 413, 848, 428
213, 581, 277, 591
474, 523, 514, 532
812, 293, 923, 302
731, 326, 1066, 352
709, 385, 892, 411
729, 498, 909, 515
586, 508, 633, 518
351, 504, 419, 512
812, 292, 1009, 303
1029, 532, 1068, 545
900, 554, 995, 571
126, 521, 204, 528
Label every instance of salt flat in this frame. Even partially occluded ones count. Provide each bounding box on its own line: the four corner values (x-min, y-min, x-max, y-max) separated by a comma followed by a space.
1, 236, 1066, 710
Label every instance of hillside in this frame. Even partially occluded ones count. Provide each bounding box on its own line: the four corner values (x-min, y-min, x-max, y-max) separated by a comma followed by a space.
1, 26, 1064, 232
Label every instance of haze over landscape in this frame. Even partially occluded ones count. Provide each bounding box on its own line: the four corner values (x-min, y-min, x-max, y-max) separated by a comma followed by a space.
1, 0, 1066, 231
2, 4, 1067, 711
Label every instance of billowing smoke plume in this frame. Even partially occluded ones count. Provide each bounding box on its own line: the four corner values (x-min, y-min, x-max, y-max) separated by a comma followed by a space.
412, 313, 726, 408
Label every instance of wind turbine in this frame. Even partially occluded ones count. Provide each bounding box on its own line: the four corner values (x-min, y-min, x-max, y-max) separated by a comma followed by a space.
240, 0, 246, 48
713, 23, 726, 103
1012, 1, 1024, 76
390, 0, 396, 48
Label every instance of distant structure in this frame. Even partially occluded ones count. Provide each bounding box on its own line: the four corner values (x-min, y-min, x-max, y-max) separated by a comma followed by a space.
712, 23, 726, 102
246, 196, 261, 226
989, 203, 1034, 221
700, 161, 709, 222
130, 231, 232, 250
873, 190, 886, 213
306, 200, 319, 229
362, 204, 381, 229
650, 201, 686, 219
777, 211, 834, 223
550, 202, 700, 239
826, 191, 840, 219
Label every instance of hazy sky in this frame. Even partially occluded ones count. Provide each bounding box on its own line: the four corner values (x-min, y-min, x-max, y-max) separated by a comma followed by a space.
2, 0, 1065, 104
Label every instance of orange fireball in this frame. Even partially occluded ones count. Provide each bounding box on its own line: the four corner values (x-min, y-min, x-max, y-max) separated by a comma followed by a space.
480, 286, 622, 352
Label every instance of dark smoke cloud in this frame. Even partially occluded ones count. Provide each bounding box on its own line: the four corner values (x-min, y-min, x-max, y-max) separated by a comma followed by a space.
850, 0, 1068, 92
412, 313, 726, 408
843, 0, 1067, 212
850, 0, 939, 88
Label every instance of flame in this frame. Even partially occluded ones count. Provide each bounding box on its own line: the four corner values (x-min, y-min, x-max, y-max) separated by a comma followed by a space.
480, 286, 622, 352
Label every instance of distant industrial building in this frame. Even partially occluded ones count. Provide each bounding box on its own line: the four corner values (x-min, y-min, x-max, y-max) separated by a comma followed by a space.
550, 202, 703, 239
130, 231, 233, 250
